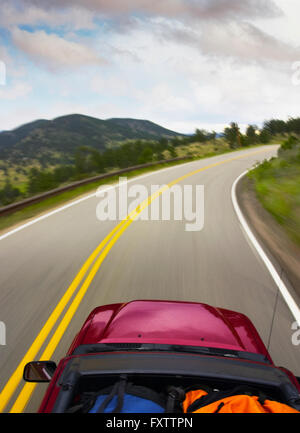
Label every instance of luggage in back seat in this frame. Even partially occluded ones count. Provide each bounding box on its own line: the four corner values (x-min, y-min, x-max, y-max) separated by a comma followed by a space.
181, 385, 300, 413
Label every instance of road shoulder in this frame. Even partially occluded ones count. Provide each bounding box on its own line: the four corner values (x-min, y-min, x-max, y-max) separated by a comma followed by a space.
236, 174, 300, 299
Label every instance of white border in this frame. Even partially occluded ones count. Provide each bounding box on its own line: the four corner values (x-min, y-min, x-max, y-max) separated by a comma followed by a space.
232, 171, 300, 326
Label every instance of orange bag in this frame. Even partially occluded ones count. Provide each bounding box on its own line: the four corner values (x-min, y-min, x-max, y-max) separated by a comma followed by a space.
182, 387, 300, 413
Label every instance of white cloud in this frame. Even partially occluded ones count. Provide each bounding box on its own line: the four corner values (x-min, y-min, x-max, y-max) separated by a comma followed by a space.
199, 21, 299, 64
254, 0, 300, 46
147, 17, 299, 66
138, 84, 193, 113
0, 0, 299, 134
14, 0, 282, 21
90, 75, 130, 96
0, 3, 96, 31
11, 28, 106, 71
3, 1, 296, 71
0, 82, 32, 100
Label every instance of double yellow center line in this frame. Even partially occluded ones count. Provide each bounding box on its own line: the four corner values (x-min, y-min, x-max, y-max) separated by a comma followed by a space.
0, 148, 269, 412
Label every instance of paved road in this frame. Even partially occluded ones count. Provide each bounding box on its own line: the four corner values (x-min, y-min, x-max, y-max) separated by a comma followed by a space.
0, 145, 299, 412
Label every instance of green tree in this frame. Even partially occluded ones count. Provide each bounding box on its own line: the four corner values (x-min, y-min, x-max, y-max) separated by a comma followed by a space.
167, 144, 177, 158
210, 131, 217, 142
103, 148, 116, 169
74, 148, 86, 175
138, 147, 154, 164
170, 136, 182, 147
245, 125, 258, 145
74, 146, 103, 175
194, 129, 209, 143
259, 128, 272, 144
286, 117, 300, 135
159, 137, 169, 147
53, 165, 75, 184
224, 123, 241, 149
0, 180, 22, 206
263, 119, 287, 135
27, 168, 57, 194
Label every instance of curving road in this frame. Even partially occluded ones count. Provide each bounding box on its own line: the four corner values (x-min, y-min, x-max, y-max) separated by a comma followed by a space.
0, 145, 299, 413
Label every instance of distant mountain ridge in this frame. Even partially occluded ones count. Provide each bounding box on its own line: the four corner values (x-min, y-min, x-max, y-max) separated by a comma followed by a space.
0, 114, 183, 165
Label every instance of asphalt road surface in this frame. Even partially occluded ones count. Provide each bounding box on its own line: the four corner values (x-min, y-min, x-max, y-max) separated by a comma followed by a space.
0, 145, 299, 413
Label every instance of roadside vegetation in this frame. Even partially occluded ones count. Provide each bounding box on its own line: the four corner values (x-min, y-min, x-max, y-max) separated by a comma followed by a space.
1, 116, 293, 208
0, 114, 294, 231
248, 132, 300, 246
0, 159, 191, 232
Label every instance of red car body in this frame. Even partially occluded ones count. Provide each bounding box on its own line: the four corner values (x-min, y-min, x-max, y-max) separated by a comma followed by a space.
33, 300, 300, 413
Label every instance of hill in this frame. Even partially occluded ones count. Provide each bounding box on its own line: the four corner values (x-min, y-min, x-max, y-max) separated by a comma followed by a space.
0, 114, 183, 166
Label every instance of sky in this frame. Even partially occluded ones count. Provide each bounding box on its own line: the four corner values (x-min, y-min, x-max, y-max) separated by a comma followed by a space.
0, 0, 299, 134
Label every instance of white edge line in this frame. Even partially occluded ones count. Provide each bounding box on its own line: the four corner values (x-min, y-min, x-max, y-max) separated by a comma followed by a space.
232, 170, 300, 326
0, 159, 199, 242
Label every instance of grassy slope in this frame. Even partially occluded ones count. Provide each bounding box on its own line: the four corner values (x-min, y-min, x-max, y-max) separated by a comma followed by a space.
0, 140, 274, 233
0, 159, 192, 233
0, 114, 182, 166
248, 137, 300, 245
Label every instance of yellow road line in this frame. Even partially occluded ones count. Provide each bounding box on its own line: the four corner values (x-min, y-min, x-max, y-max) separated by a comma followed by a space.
0, 218, 128, 413
10, 190, 168, 412
4, 148, 270, 412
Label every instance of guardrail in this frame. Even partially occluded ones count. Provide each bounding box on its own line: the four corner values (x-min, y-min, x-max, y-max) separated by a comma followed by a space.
0, 157, 191, 217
